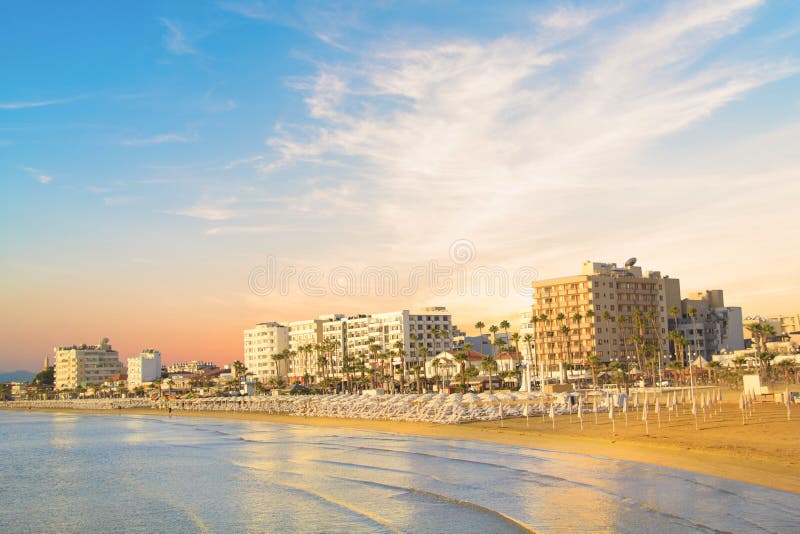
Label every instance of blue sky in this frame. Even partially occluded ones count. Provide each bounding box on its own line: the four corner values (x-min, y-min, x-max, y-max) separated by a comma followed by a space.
2, 1, 800, 369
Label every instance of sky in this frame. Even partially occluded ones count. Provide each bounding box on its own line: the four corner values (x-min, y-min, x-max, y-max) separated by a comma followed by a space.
2, 0, 800, 370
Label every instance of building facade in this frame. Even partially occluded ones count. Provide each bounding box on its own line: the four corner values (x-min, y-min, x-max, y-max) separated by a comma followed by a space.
127, 349, 162, 390
165, 361, 216, 374
677, 290, 744, 359
54, 337, 124, 390
243, 322, 289, 383
287, 318, 325, 382
532, 260, 670, 368
247, 308, 456, 384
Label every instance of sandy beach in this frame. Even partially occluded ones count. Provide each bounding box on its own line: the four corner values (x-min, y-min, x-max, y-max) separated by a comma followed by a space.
10, 391, 799, 495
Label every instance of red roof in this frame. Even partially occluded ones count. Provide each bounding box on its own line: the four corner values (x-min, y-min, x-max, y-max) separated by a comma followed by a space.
466, 350, 487, 361
495, 352, 522, 360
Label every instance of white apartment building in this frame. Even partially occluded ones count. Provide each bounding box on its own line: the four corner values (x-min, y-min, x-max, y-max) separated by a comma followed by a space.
243, 322, 289, 383
320, 314, 347, 378
287, 318, 325, 382
166, 360, 215, 374
248, 308, 456, 384
127, 349, 162, 390
54, 337, 124, 390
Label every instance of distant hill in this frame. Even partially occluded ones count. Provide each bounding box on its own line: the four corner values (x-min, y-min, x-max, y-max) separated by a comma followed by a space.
0, 370, 36, 383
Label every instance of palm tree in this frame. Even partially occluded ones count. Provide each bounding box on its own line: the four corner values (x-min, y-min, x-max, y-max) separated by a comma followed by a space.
368, 341, 382, 388
523, 333, 536, 388
669, 306, 680, 339
668, 330, 683, 367
393, 340, 406, 393
572, 312, 583, 365
454, 352, 468, 391
587, 354, 601, 390
488, 324, 500, 346
481, 356, 497, 394
500, 320, 511, 347
646, 310, 665, 387
559, 324, 571, 367
232, 360, 247, 379
411, 364, 423, 393
687, 306, 699, 400
271, 351, 288, 387
632, 308, 646, 379
510, 332, 520, 355
474, 321, 485, 342
747, 321, 776, 359
418, 346, 429, 391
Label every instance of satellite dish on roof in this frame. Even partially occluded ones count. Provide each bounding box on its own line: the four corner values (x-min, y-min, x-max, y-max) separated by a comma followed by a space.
624, 257, 637, 268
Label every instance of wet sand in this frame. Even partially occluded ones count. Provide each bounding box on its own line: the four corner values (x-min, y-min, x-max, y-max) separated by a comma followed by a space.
10, 392, 799, 494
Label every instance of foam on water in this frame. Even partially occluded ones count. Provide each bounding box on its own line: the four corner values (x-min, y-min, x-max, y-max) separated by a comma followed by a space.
1, 411, 797, 533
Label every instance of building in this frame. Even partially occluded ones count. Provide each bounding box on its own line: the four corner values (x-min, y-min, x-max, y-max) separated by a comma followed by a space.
54, 337, 124, 390
457, 335, 493, 356
425, 350, 486, 381
341, 308, 454, 377
243, 322, 289, 383
531, 260, 670, 369
166, 360, 216, 374
249, 307, 456, 384
676, 290, 744, 360
287, 318, 325, 382
127, 349, 162, 390
743, 314, 800, 340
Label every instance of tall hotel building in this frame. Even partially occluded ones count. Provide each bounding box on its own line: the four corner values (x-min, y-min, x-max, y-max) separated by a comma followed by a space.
54, 337, 124, 390
532, 260, 670, 365
243, 322, 289, 383
127, 349, 162, 390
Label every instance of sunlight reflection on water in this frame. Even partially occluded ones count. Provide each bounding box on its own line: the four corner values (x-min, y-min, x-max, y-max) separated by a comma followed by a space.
1, 411, 797, 533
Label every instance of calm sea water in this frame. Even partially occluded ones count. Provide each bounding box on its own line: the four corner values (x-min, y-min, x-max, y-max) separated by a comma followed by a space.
1, 411, 797, 533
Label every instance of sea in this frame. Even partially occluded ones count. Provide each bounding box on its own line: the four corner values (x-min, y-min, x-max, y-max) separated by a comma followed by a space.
1, 411, 797, 533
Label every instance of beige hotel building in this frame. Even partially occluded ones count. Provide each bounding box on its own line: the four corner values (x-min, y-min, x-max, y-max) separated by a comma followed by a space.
54, 337, 124, 390
532, 260, 671, 366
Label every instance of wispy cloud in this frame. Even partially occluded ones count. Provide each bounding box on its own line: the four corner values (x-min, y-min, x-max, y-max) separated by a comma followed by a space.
0, 97, 75, 110
166, 198, 239, 221
19, 165, 53, 184
259, 0, 795, 272
206, 225, 285, 235
160, 18, 197, 55
121, 133, 198, 146
224, 155, 265, 170
219, 1, 271, 21
535, 3, 617, 30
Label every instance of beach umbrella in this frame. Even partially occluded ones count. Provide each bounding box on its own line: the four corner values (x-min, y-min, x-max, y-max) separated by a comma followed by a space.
642, 399, 649, 435
609, 396, 616, 433
739, 393, 746, 425
623, 395, 629, 427
786, 386, 792, 421
655, 395, 661, 429
523, 402, 530, 427
549, 401, 555, 430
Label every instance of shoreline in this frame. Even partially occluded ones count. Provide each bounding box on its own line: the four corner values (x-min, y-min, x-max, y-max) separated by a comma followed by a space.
6, 401, 799, 495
